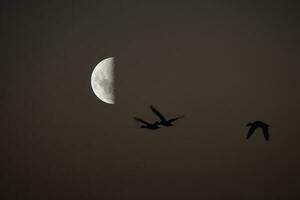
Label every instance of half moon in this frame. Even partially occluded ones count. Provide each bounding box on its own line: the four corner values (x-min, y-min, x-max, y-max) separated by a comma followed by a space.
91, 57, 115, 104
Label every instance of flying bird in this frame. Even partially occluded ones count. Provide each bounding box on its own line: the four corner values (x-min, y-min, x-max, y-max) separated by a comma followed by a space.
134, 117, 161, 130
246, 121, 270, 141
150, 105, 183, 127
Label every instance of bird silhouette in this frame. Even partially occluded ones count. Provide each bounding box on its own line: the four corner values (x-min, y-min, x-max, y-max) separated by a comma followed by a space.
150, 105, 183, 127
246, 121, 270, 141
133, 117, 161, 130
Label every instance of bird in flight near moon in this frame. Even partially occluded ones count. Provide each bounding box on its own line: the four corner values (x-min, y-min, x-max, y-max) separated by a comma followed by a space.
134, 105, 184, 130
246, 121, 270, 141
133, 117, 161, 130
150, 105, 184, 127
91, 57, 115, 104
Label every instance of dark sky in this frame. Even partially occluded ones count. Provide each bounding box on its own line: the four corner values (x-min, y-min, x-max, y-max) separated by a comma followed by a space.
1, 1, 300, 199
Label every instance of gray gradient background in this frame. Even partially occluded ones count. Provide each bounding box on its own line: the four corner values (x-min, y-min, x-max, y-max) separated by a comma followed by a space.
1, 1, 300, 199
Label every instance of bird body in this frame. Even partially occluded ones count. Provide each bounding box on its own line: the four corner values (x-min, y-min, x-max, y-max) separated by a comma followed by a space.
246, 121, 269, 141
134, 117, 160, 130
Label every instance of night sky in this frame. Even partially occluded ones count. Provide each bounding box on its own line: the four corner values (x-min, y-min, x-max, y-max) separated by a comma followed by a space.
1, 1, 300, 199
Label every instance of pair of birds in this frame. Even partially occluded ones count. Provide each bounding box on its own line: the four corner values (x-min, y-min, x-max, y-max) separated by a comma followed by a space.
134, 105, 184, 130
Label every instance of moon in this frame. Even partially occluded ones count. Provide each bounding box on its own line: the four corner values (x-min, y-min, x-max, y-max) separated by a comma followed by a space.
91, 57, 115, 104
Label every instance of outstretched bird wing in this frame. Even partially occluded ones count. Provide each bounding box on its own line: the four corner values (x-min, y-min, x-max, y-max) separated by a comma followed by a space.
246, 125, 257, 139
262, 126, 269, 141
168, 115, 184, 123
134, 117, 150, 125
150, 105, 167, 121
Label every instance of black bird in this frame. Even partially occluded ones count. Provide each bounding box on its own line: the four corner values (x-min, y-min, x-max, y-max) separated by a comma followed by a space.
150, 105, 183, 127
134, 117, 161, 130
246, 121, 270, 141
